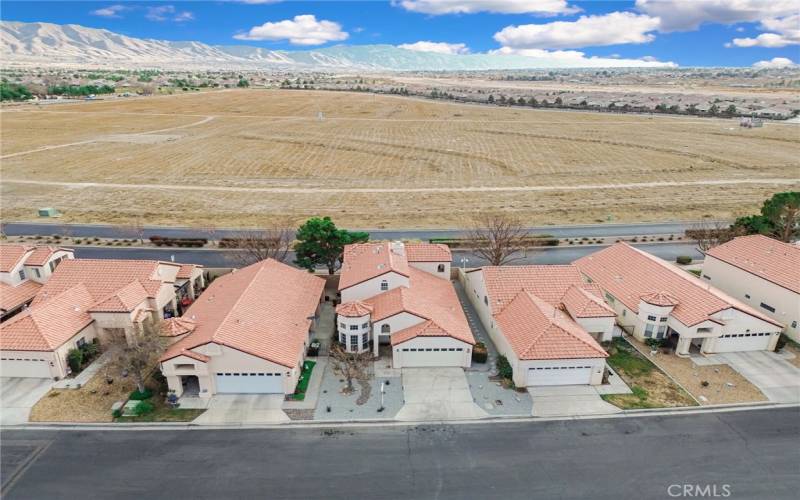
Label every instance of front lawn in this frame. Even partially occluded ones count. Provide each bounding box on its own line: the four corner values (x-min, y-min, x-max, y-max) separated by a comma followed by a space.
602, 338, 697, 409
290, 360, 316, 401
115, 395, 205, 422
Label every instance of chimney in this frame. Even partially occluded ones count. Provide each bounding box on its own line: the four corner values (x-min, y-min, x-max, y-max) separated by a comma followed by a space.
391, 241, 405, 256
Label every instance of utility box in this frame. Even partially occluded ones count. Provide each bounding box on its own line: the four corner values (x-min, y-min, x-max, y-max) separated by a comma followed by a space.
38, 207, 60, 217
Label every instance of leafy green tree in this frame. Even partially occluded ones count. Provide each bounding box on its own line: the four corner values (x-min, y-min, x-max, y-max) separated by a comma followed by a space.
294, 217, 369, 274
0, 82, 32, 101
761, 192, 800, 242
237, 78, 249, 88
725, 104, 737, 116
487, 94, 494, 104
708, 104, 720, 115
528, 97, 538, 107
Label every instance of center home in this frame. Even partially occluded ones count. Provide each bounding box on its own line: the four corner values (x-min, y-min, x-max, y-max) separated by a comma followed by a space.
336, 242, 475, 368
464, 265, 614, 388
160, 259, 325, 398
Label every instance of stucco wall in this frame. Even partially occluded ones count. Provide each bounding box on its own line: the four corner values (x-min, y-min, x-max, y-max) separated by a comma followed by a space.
340, 271, 409, 303
391, 336, 471, 368
409, 261, 451, 279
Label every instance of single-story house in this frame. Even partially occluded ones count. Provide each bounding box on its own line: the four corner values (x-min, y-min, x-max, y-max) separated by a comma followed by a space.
465, 265, 614, 387
574, 242, 783, 356
336, 242, 474, 368
702, 235, 799, 341
160, 259, 325, 397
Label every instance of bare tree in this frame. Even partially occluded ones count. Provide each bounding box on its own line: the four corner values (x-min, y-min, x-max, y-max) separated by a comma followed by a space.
105, 319, 168, 393
329, 343, 372, 394
467, 213, 530, 266
769, 203, 800, 243
227, 222, 294, 267
687, 220, 741, 252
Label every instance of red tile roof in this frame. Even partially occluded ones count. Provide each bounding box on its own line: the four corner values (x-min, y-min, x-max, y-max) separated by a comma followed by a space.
176, 264, 201, 280
336, 300, 373, 317
640, 291, 680, 307
392, 319, 450, 345
25, 246, 70, 267
404, 243, 452, 262
496, 292, 608, 360
562, 285, 616, 318
365, 267, 474, 345
34, 259, 168, 309
161, 259, 324, 368
89, 280, 150, 313
0, 284, 94, 351
0, 280, 42, 314
161, 317, 197, 337
705, 235, 800, 294
574, 243, 782, 328
339, 242, 410, 290
479, 265, 587, 311
0, 245, 31, 273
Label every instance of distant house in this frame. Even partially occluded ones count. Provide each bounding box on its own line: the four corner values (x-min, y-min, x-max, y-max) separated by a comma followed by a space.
0, 245, 74, 321
574, 243, 783, 356
464, 265, 614, 387
336, 242, 473, 368
160, 259, 325, 397
702, 235, 800, 341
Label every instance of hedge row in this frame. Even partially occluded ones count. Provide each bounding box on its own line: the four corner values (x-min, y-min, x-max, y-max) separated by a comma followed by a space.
149, 236, 208, 247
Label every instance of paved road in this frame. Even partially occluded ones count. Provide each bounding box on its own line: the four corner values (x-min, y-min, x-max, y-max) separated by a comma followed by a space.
68, 242, 702, 268
2, 408, 798, 499
1, 220, 705, 241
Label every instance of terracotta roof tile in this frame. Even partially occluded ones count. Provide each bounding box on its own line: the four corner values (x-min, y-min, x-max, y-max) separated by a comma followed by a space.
336, 300, 373, 317
640, 291, 680, 307
705, 235, 800, 294
496, 292, 608, 360
574, 243, 782, 328
161, 259, 324, 368
0, 245, 31, 273
24, 246, 71, 267
404, 243, 452, 262
0, 280, 42, 314
0, 284, 94, 351
89, 280, 150, 313
480, 265, 586, 311
176, 264, 201, 280
391, 320, 449, 345
562, 285, 616, 318
161, 317, 197, 337
339, 242, 410, 290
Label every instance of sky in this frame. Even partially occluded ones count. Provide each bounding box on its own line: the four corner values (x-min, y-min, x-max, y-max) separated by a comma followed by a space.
2, 1, 798, 68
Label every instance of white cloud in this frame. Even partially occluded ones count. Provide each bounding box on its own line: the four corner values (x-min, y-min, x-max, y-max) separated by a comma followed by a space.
494, 12, 660, 50
235, 1, 282, 4
636, 0, 797, 32
397, 41, 470, 54
394, 0, 579, 15
731, 14, 800, 48
146, 5, 194, 22
489, 46, 677, 67
752, 57, 796, 69
174, 11, 195, 23
90, 5, 127, 18
234, 15, 349, 45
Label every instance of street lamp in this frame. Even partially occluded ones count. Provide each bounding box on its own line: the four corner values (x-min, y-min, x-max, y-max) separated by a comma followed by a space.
460, 257, 469, 270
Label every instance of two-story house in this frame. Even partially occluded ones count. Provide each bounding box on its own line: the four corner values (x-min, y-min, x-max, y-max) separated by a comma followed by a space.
0, 244, 74, 321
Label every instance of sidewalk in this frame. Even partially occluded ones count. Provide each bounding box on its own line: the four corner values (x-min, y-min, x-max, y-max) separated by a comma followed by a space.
53, 351, 112, 390
452, 280, 498, 374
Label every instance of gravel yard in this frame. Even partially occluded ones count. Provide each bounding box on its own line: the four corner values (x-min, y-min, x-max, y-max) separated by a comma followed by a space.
466, 371, 531, 416
30, 370, 135, 423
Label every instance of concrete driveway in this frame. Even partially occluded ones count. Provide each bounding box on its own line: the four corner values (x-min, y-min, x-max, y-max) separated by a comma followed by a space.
711, 351, 800, 403
395, 368, 488, 421
192, 394, 289, 425
0, 378, 53, 425
528, 385, 622, 417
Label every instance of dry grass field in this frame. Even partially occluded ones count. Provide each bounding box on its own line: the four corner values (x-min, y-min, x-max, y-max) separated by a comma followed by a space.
1, 89, 798, 228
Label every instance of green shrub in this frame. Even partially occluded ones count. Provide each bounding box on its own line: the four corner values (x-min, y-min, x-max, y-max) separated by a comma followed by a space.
129, 388, 153, 400
66, 348, 83, 373
472, 342, 488, 363
80, 342, 99, 359
112, 408, 122, 418
676, 255, 692, 265
133, 400, 155, 416
497, 355, 513, 380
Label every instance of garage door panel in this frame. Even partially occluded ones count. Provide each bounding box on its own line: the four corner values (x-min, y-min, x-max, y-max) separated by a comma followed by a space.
714, 333, 772, 353
215, 372, 283, 393
396, 347, 465, 367
0, 357, 51, 378
527, 365, 592, 386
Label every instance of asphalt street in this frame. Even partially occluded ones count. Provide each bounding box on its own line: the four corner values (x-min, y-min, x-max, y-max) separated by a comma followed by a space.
2, 221, 704, 241
2, 408, 798, 500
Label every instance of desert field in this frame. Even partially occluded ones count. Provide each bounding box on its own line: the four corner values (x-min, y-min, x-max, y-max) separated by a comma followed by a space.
1, 89, 798, 228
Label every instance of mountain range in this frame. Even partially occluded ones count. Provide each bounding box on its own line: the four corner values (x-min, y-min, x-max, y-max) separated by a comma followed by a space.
1, 21, 675, 71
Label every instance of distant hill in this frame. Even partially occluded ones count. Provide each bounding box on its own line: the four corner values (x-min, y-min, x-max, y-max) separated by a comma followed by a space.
1, 21, 675, 71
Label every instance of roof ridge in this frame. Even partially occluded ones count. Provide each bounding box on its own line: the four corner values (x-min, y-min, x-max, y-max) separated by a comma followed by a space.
524, 292, 607, 358
211, 260, 272, 345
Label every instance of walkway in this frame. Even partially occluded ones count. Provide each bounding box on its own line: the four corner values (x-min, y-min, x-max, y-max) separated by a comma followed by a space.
395, 368, 488, 421
52, 351, 112, 390
452, 280, 498, 373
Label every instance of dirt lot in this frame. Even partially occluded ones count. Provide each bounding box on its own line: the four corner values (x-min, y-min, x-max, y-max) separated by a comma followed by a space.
30, 369, 137, 423
625, 337, 767, 405
2, 89, 798, 228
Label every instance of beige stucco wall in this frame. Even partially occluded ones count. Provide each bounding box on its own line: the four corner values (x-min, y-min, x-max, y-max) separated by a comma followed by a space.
702, 255, 798, 341
371, 311, 426, 355
574, 316, 616, 342
409, 261, 451, 279
340, 272, 409, 303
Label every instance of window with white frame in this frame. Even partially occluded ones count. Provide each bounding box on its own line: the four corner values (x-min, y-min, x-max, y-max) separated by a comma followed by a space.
437, 264, 445, 272
339, 333, 346, 343
647, 315, 657, 321
349, 335, 359, 350
362, 333, 368, 349
657, 325, 667, 338
34, 268, 41, 278
18, 269, 25, 280
659, 317, 667, 322
380, 280, 388, 291
362, 322, 369, 329
644, 323, 654, 337
349, 324, 358, 330
381, 324, 390, 334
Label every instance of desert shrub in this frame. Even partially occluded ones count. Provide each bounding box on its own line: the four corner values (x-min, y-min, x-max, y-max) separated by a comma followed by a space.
129, 388, 153, 400
66, 348, 83, 373
112, 408, 122, 418
497, 355, 513, 380
133, 400, 155, 416
676, 255, 692, 265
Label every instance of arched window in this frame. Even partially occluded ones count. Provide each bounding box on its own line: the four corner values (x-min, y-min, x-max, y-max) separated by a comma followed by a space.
437, 264, 445, 273
381, 324, 391, 334
380, 280, 389, 291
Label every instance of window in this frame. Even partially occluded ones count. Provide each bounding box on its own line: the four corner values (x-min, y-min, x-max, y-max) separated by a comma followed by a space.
702, 274, 711, 280
49, 261, 55, 272
380, 280, 388, 291
484, 296, 488, 306
659, 317, 668, 322
33, 268, 41, 278
647, 315, 657, 321
18, 269, 25, 280
350, 335, 359, 350
339, 322, 346, 329
622, 310, 626, 317
657, 325, 667, 338
362, 333, 368, 348
381, 324, 390, 334
176, 363, 194, 370
745, 294, 751, 299
362, 322, 369, 329
605, 292, 616, 304
76, 337, 86, 348
644, 323, 654, 337
339, 333, 346, 344
760, 302, 776, 313
792, 321, 797, 329
349, 324, 359, 331
437, 264, 445, 273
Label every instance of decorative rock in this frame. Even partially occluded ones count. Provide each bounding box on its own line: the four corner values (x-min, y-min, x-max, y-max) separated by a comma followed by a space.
698, 395, 708, 402
725, 382, 735, 387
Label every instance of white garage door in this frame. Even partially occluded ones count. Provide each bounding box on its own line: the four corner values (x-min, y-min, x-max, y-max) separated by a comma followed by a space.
714, 332, 772, 353
0, 357, 51, 378
215, 372, 283, 394
527, 365, 592, 386
396, 347, 465, 367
